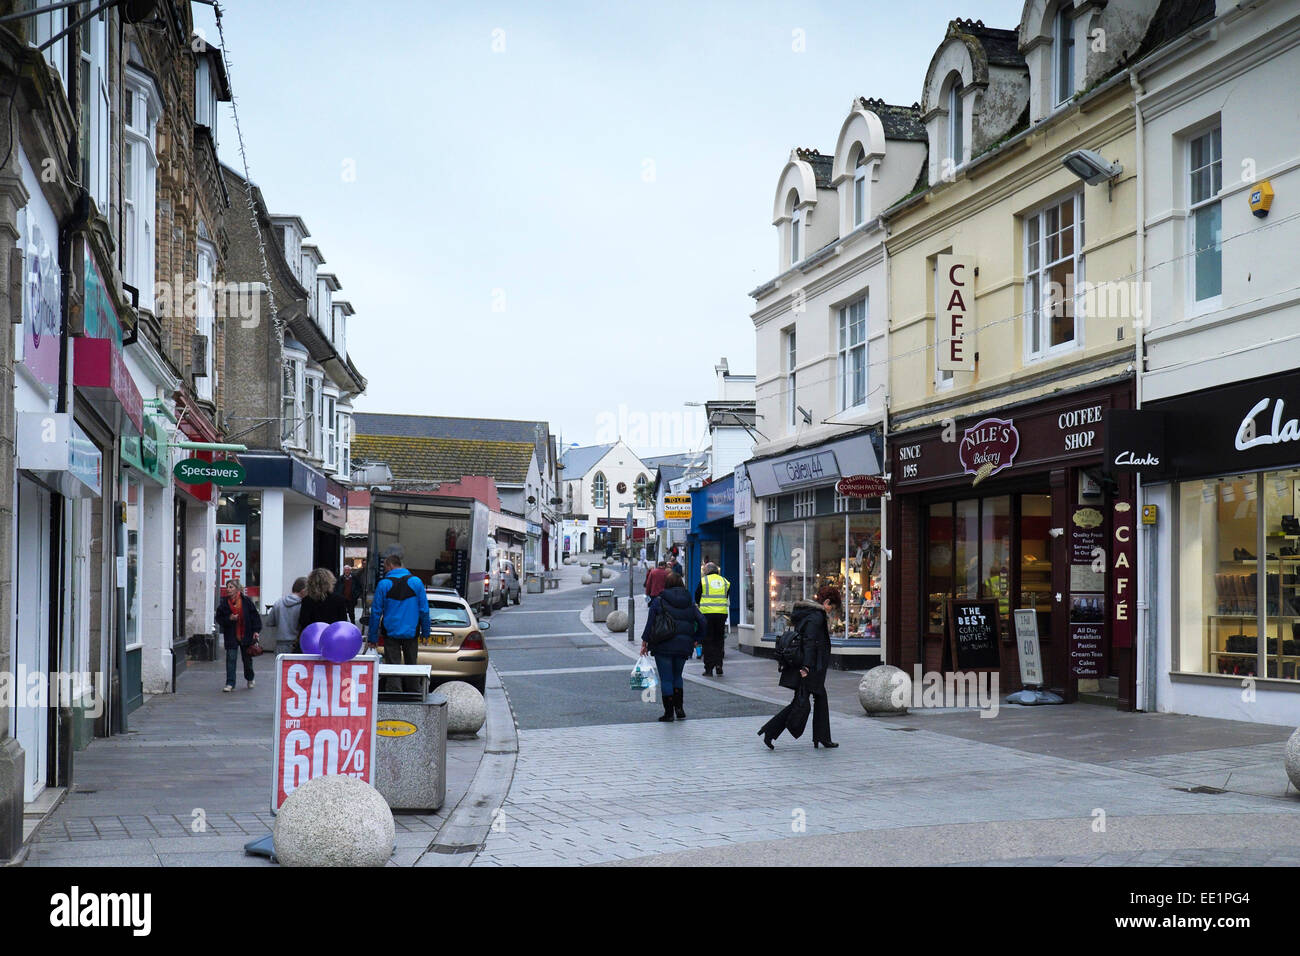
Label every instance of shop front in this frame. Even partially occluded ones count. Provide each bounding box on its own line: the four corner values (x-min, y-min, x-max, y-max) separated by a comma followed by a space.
686, 475, 739, 622
1135, 367, 1300, 723
119, 413, 171, 699
888, 379, 1135, 706
742, 429, 884, 666
314, 479, 348, 573
173, 397, 220, 666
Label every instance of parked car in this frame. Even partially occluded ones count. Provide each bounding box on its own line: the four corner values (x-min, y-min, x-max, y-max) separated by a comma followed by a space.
500, 560, 522, 606
415, 589, 490, 695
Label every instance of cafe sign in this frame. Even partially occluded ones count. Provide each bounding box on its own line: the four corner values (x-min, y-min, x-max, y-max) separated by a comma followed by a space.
173, 457, 245, 486
959, 417, 1020, 485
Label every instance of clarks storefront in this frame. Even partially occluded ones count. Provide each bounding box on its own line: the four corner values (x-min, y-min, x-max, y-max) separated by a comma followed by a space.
887, 378, 1136, 706
1135, 367, 1300, 724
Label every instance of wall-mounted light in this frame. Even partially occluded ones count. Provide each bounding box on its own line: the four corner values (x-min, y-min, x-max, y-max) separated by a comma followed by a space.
1062, 148, 1123, 185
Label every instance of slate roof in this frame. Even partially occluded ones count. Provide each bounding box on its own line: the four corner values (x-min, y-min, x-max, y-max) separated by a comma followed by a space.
1132, 0, 1215, 62
559, 443, 616, 478
856, 97, 927, 143
794, 148, 834, 188
643, 452, 705, 470
950, 18, 1025, 68
354, 413, 550, 469
351, 434, 535, 485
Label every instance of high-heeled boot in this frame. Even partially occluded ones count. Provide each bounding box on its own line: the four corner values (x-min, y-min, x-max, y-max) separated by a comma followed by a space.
673, 688, 686, 719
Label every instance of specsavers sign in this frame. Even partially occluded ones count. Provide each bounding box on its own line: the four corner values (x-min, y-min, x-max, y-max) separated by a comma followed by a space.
173, 457, 244, 486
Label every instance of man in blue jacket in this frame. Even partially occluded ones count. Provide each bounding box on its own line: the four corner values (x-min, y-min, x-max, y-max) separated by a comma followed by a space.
366, 545, 430, 692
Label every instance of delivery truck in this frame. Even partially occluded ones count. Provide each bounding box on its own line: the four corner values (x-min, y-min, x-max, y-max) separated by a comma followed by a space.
367, 491, 492, 615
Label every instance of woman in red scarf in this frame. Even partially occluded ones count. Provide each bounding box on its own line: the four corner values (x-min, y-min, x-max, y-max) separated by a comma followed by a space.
215, 580, 263, 692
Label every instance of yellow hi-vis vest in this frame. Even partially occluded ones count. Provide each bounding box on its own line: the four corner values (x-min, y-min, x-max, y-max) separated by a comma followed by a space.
700, 573, 730, 614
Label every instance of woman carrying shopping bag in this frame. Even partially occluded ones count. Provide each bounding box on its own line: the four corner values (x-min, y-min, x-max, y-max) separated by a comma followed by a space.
758, 589, 840, 749
215, 579, 262, 693
639, 572, 705, 722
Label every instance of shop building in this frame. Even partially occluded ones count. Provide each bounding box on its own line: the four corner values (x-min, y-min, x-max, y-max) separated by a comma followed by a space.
1124, 0, 1300, 723
742, 95, 924, 663
559, 441, 654, 555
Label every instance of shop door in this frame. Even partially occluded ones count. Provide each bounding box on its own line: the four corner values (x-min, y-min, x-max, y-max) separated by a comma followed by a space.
173, 497, 187, 647
14, 478, 51, 802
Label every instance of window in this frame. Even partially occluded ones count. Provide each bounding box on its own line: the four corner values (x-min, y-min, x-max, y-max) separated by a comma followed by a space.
793, 490, 816, 518
853, 153, 867, 227
1189, 126, 1223, 304
324, 394, 337, 470
790, 205, 802, 264
195, 242, 216, 401
949, 80, 964, 166
27, 3, 68, 90
634, 473, 650, 509
786, 328, 797, 429
1025, 192, 1085, 358
338, 412, 351, 479
837, 296, 867, 410
766, 508, 882, 640
592, 472, 607, 509
281, 363, 297, 445
195, 55, 220, 143
78, 12, 109, 210
304, 375, 318, 458
123, 68, 159, 309
1054, 8, 1074, 105
765, 498, 777, 523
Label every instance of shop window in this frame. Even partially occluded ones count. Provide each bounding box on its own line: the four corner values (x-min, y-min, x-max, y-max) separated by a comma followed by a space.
1020, 495, 1054, 645
123, 475, 142, 651
793, 490, 816, 518
1179, 470, 1300, 681
741, 534, 755, 627
765, 498, 778, 523
216, 493, 262, 595
927, 502, 953, 637
765, 510, 882, 641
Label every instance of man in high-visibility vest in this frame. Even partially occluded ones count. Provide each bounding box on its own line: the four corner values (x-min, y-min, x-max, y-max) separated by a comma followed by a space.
694, 562, 731, 677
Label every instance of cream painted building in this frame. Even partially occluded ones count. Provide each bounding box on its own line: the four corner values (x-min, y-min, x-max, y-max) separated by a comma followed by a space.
560, 441, 654, 555
882, 6, 1208, 709
741, 99, 925, 663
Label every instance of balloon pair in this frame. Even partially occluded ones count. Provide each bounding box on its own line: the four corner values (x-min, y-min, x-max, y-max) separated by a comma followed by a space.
300, 620, 364, 662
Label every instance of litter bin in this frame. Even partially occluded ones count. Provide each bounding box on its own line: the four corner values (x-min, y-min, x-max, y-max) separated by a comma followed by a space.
526, 573, 543, 594
373, 664, 448, 812
590, 562, 603, 581
593, 588, 617, 623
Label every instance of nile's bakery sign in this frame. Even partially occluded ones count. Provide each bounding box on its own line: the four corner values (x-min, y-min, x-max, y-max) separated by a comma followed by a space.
959, 418, 1020, 485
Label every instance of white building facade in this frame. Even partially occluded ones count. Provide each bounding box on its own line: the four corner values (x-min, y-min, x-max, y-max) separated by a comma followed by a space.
741, 99, 926, 664
561, 441, 654, 555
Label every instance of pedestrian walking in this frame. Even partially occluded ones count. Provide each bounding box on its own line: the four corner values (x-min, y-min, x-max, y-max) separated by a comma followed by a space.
694, 562, 731, 676
644, 560, 668, 607
757, 590, 840, 749
639, 572, 705, 722
262, 576, 306, 652
215, 579, 262, 693
365, 545, 430, 693
295, 568, 351, 652
334, 565, 360, 624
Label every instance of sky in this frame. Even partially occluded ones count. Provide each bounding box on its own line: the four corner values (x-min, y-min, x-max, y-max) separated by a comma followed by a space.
195, 0, 1027, 458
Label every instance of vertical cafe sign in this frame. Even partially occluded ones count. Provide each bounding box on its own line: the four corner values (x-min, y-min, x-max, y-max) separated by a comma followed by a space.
1111, 501, 1135, 649
935, 254, 976, 372
23, 214, 62, 395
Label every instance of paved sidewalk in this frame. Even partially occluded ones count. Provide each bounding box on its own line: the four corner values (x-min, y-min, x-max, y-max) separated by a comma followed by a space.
23, 658, 486, 867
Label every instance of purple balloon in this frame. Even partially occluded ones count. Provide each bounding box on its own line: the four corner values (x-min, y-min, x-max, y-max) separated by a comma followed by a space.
320, 621, 364, 663
300, 621, 329, 655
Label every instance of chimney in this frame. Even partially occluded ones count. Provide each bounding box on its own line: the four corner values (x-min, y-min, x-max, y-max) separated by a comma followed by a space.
714, 357, 729, 396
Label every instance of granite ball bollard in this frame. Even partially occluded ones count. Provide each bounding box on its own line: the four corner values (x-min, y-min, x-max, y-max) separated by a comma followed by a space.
579, 560, 589, 567
273, 774, 394, 867
858, 664, 911, 715
581, 573, 593, 585
439, 680, 487, 737
606, 609, 629, 632
1286, 727, 1300, 791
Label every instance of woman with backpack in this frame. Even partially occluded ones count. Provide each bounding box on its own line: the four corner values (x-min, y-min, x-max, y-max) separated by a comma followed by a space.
639, 572, 705, 722
757, 588, 840, 749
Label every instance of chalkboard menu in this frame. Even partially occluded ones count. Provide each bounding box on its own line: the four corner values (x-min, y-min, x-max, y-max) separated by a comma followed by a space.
947, 599, 1002, 671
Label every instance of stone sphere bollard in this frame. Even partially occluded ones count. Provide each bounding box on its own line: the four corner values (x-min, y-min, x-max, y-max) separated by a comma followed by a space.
858, 664, 911, 715
581, 573, 593, 585
1286, 727, 1300, 792
438, 680, 487, 737
273, 774, 394, 867
607, 609, 628, 632
579, 560, 589, 567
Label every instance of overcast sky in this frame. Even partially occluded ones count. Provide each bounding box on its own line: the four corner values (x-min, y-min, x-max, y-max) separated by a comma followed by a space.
196, 0, 1025, 458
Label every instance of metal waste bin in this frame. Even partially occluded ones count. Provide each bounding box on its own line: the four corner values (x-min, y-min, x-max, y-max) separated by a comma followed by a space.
374, 664, 448, 811
590, 562, 603, 581
593, 588, 617, 623
526, 572, 543, 594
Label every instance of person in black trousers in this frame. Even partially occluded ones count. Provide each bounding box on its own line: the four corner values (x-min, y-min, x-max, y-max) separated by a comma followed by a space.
758, 591, 840, 749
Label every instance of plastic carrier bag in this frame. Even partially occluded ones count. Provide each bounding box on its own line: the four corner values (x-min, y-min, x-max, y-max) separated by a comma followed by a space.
629, 654, 659, 690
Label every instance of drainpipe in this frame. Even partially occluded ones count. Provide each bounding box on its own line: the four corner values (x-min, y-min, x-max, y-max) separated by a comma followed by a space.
1131, 69, 1157, 714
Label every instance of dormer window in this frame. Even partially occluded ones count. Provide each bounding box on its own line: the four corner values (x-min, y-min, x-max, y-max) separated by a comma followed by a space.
948, 81, 964, 165
790, 205, 802, 264
853, 153, 867, 227
1054, 8, 1074, 105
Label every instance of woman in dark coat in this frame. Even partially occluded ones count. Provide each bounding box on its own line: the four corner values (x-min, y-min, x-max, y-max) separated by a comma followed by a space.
639, 572, 705, 722
758, 590, 839, 749
295, 568, 351, 652
215, 579, 262, 692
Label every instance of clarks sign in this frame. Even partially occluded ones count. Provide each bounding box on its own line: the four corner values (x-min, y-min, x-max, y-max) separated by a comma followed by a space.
1236, 398, 1300, 451
959, 418, 1020, 485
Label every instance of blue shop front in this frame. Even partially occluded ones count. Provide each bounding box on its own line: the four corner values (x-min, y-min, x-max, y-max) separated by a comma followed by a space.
686, 474, 740, 624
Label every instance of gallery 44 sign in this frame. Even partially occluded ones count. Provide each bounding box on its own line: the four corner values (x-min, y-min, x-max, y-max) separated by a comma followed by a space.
959, 417, 1020, 485
173, 457, 245, 486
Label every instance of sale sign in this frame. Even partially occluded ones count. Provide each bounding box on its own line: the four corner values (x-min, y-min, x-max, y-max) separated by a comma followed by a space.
216, 524, 245, 589
272, 655, 379, 810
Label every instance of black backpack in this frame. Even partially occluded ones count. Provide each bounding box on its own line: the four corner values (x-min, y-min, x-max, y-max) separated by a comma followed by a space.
775, 628, 804, 670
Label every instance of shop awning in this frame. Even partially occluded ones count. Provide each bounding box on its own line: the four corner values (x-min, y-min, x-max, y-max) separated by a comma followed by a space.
745, 430, 880, 498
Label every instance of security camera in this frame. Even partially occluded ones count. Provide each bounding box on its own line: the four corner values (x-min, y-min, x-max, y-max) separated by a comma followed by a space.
1048, 527, 1065, 538
1062, 148, 1122, 185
